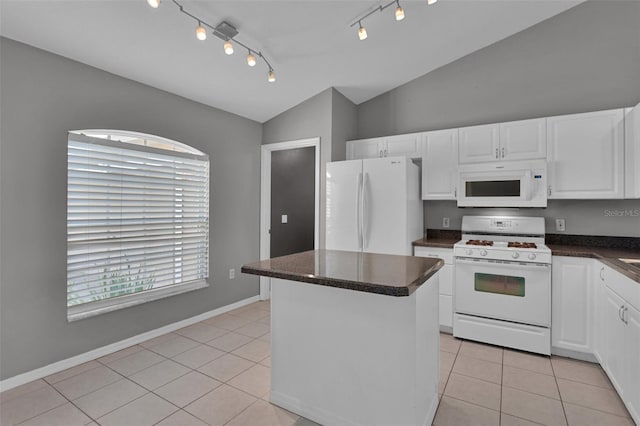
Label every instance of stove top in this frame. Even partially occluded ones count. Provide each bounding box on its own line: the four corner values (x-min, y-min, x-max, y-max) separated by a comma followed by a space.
454, 216, 551, 264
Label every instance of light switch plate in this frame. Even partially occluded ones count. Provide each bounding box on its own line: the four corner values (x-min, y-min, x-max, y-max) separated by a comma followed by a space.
442, 217, 450, 228
229, 268, 235, 279
281, 214, 288, 224
556, 219, 566, 232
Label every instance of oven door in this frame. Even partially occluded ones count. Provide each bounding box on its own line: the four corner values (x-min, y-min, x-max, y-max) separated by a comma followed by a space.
454, 258, 551, 327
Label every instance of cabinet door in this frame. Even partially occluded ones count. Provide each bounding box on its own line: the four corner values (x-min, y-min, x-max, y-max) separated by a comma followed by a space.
499, 118, 546, 161
422, 129, 458, 200
458, 124, 500, 163
385, 133, 422, 158
603, 287, 626, 394
624, 304, 640, 423
625, 103, 640, 199
547, 109, 624, 199
551, 257, 593, 353
347, 138, 385, 160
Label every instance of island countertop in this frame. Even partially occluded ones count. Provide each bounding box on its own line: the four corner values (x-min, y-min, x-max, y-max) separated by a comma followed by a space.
241, 249, 443, 297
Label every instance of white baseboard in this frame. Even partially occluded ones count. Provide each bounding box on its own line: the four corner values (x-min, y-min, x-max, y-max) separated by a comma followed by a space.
550, 346, 598, 363
0, 295, 260, 392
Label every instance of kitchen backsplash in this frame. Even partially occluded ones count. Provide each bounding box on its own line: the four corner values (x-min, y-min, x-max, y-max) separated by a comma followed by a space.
424, 199, 640, 238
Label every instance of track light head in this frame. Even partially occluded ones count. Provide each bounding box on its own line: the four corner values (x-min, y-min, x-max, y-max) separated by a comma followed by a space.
395, 4, 405, 21
196, 22, 207, 41
427, 0, 437, 5
147, 0, 160, 8
268, 69, 276, 83
358, 22, 367, 40
247, 52, 257, 67
224, 40, 234, 55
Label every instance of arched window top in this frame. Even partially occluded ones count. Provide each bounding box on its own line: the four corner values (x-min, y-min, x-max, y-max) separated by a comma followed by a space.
70, 129, 206, 156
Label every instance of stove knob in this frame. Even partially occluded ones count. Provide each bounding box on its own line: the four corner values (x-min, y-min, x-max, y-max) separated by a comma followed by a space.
480, 249, 488, 256
465, 249, 473, 255
528, 253, 537, 260
512, 252, 520, 259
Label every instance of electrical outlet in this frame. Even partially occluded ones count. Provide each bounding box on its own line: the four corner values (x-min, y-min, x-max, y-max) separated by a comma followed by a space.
442, 217, 450, 228
281, 214, 288, 224
556, 219, 566, 232
229, 268, 235, 279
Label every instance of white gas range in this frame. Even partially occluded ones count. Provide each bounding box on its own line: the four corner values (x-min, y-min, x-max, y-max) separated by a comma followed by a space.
453, 216, 552, 355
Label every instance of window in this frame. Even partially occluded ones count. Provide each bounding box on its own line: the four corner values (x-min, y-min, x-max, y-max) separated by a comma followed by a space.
67, 130, 210, 321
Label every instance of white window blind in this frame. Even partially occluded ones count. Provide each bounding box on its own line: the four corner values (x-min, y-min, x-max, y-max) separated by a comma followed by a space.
67, 132, 209, 320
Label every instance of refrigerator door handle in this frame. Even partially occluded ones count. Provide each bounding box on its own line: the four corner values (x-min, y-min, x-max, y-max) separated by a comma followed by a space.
357, 172, 363, 250
362, 172, 368, 250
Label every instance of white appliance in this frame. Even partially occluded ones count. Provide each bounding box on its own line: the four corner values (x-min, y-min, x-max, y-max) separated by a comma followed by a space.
326, 157, 422, 256
453, 216, 552, 355
457, 159, 547, 207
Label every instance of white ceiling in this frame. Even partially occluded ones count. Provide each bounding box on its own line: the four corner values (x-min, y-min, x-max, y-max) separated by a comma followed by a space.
1, 0, 584, 123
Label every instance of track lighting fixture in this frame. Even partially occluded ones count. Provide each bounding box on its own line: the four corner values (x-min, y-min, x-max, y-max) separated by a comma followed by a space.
223, 40, 234, 55
146, 0, 276, 82
351, 0, 437, 39
358, 21, 368, 41
195, 22, 207, 41
247, 51, 257, 67
395, 1, 405, 21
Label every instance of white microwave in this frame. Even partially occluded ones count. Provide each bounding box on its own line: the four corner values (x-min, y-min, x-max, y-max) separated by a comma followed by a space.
457, 160, 547, 207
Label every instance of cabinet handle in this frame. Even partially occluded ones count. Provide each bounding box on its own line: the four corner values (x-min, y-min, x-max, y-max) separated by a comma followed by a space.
379, 150, 383, 158
501, 147, 505, 158
384, 149, 388, 157
624, 306, 628, 324
619, 305, 625, 322
454, 187, 457, 198
548, 185, 552, 196
600, 267, 604, 281
495, 148, 499, 159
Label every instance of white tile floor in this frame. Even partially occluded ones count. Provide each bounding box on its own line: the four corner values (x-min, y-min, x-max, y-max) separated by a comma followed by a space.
0, 301, 634, 426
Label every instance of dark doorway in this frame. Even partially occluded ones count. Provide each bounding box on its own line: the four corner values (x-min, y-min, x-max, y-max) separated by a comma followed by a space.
270, 146, 316, 258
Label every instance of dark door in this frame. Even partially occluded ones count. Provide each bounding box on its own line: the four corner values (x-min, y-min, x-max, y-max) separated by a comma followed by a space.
270, 146, 315, 258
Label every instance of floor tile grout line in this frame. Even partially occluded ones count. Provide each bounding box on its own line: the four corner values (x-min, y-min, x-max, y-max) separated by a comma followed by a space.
499, 347, 503, 426
549, 354, 570, 426
500, 383, 561, 402
10, 385, 71, 426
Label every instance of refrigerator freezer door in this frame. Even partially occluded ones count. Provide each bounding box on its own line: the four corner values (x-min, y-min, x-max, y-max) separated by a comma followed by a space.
326, 160, 363, 251
362, 157, 410, 255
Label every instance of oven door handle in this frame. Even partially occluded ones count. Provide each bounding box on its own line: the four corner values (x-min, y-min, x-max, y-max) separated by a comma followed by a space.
455, 257, 550, 270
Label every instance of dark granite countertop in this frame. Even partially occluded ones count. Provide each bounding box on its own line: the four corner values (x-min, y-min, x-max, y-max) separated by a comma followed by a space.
412, 238, 457, 249
241, 249, 443, 297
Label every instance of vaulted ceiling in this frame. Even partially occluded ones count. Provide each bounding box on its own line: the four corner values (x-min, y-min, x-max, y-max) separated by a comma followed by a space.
1, 0, 584, 122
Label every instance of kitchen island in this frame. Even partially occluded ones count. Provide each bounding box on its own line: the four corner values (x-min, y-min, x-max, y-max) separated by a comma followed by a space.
241, 249, 443, 426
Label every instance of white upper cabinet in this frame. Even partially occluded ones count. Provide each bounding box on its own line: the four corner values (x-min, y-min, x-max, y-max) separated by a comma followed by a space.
547, 109, 625, 199
458, 124, 500, 163
347, 133, 422, 160
625, 102, 640, 199
346, 137, 385, 160
385, 133, 422, 158
422, 129, 458, 200
499, 118, 547, 161
459, 119, 546, 163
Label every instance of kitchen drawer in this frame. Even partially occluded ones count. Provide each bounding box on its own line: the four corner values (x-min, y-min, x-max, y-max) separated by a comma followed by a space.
414, 247, 453, 264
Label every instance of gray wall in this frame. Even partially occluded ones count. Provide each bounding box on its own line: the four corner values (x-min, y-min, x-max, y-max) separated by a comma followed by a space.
262, 88, 358, 248
0, 38, 262, 380
356, 0, 640, 237
331, 89, 358, 162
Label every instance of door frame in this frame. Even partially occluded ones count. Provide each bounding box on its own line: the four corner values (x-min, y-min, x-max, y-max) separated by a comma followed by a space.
260, 137, 321, 300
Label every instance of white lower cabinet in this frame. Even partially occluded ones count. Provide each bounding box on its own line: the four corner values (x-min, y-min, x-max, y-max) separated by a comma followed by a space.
599, 265, 640, 423
551, 257, 594, 354
414, 247, 453, 329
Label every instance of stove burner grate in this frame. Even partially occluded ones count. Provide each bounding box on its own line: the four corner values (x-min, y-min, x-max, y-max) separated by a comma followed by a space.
508, 241, 538, 249
466, 240, 494, 246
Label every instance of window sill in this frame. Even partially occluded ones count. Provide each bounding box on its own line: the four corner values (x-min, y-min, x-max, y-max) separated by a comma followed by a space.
67, 280, 209, 322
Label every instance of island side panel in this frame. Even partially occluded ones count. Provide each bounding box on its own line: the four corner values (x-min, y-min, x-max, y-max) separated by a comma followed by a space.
269, 276, 439, 426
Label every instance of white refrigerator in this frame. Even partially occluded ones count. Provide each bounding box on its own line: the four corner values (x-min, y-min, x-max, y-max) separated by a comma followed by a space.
326, 156, 423, 256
